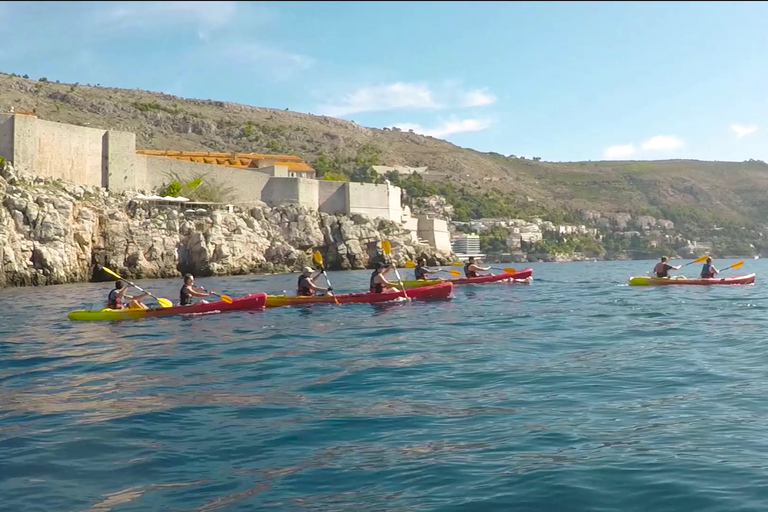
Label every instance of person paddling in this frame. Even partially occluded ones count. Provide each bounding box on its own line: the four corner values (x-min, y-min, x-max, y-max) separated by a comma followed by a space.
297, 266, 332, 296
107, 280, 149, 310
700, 257, 719, 279
653, 256, 681, 278
414, 257, 442, 281
180, 273, 212, 306
370, 262, 400, 293
464, 256, 490, 278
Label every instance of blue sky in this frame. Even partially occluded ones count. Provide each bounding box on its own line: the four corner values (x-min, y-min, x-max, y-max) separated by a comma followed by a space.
2, 1, 767, 162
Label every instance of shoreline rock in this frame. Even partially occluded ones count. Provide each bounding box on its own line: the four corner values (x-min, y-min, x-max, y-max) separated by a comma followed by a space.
0, 163, 454, 288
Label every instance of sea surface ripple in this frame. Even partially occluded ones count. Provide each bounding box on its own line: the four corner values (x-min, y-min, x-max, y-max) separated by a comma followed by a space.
3, 260, 768, 511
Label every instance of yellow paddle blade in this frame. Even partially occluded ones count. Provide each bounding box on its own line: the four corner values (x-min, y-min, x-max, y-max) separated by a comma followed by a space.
448, 269, 461, 276
503, 268, 517, 274
313, 251, 324, 266
101, 266, 121, 280
156, 298, 173, 308
381, 240, 392, 255
731, 261, 744, 269
694, 255, 709, 263
405, 260, 416, 268
452, 261, 464, 266
220, 295, 233, 304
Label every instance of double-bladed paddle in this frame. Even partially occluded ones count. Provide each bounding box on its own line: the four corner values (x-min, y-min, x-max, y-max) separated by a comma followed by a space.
313, 251, 339, 305
381, 240, 409, 301
99, 266, 173, 308
199, 287, 233, 304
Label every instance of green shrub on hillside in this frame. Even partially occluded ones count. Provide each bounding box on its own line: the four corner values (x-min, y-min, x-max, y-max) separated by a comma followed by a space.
158, 172, 236, 203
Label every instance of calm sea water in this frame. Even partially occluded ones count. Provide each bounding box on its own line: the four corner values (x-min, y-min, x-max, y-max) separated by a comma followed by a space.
2, 259, 768, 512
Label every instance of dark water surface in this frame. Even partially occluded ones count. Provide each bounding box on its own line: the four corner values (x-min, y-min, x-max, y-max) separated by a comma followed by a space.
2, 260, 768, 511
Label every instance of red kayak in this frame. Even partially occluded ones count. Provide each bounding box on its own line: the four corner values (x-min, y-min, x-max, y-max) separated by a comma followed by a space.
628, 273, 756, 286
266, 282, 453, 307
402, 268, 533, 289
69, 293, 268, 321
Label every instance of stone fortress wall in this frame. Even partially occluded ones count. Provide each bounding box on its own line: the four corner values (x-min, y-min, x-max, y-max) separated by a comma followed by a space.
0, 113, 451, 252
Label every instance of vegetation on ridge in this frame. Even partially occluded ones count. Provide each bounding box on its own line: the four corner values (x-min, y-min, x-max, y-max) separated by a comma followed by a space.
3, 72, 768, 256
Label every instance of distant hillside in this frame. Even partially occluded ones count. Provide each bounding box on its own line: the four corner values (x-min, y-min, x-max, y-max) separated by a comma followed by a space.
3, 72, 768, 234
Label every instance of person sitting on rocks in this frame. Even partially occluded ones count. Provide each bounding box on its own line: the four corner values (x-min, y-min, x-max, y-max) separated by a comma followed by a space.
107, 280, 149, 310
180, 274, 211, 306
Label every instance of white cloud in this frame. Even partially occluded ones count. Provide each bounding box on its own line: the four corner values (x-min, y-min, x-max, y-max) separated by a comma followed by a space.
91, 1, 241, 38
461, 88, 497, 107
641, 135, 684, 152
318, 82, 441, 117
317, 82, 497, 117
603, 144, 636, 159
224, 43, 314, 79
731, 124, 758, 138
394, 117, 493, 138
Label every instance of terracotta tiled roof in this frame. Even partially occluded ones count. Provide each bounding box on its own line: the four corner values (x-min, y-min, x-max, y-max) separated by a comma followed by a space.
136, 150, 315, 172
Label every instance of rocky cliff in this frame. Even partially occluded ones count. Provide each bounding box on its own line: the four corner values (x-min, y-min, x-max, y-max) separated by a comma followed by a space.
0, 162, 452, 288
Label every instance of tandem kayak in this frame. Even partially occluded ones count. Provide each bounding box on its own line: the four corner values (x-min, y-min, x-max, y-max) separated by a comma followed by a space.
628, 273, 756, 286
400, 268, 533, 290
265, 282, 453, 308
68, 293, 268, 321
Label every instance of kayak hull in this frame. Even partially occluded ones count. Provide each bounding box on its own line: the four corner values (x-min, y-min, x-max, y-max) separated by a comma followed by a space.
628, 273, 756, 286
68, 293, 267, 321
401, 268, 533, 289
266, 282, 453, 308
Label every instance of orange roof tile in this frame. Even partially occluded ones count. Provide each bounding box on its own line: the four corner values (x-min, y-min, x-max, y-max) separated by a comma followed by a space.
136, 150, 314, 172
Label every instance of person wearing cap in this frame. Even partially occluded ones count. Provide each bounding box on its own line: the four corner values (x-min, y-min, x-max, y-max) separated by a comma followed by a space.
370, 262, 400, 293
297, 266, 331, 297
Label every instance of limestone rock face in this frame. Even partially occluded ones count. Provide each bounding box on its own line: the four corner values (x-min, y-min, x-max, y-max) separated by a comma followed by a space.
0, 162, 454, 287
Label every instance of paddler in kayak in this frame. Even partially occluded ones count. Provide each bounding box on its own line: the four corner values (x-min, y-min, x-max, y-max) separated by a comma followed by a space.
700, 257, 719, 279
297, 266, 332, 296
370, 262, 400, 293
653, 256, 681, 278
414, 257, 442, 281
464, 256, 491, 278
180, 273, 212, 306
107, 280, 149, 310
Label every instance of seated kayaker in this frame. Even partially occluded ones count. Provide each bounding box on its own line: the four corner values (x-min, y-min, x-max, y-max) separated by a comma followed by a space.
297, 266, 332, 296
464, 257, 490, 278
700, 257, 719, 279
107, 280, 149, 310
370, 262, 400, 293
653, 256, 681, 278
180, 273, 211, 306
414, 257, 442, 280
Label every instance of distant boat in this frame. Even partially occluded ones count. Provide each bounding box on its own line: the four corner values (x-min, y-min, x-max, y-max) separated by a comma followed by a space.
754, 255, 760, 259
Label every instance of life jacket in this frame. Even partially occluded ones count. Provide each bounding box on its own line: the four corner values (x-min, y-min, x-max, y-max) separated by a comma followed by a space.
654, 262, 668, 277
297, 274, 314, 296
415, 265, 428, 280
465, 262, 478, 278
107, 289, 121, 309
370, 269, 383, 293
701, 263, 715, 278
180, 284, 192, 306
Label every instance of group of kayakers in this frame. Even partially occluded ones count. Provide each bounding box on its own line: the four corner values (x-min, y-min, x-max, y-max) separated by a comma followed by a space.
652, 256, 719, 279
104, 256, 497, 310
